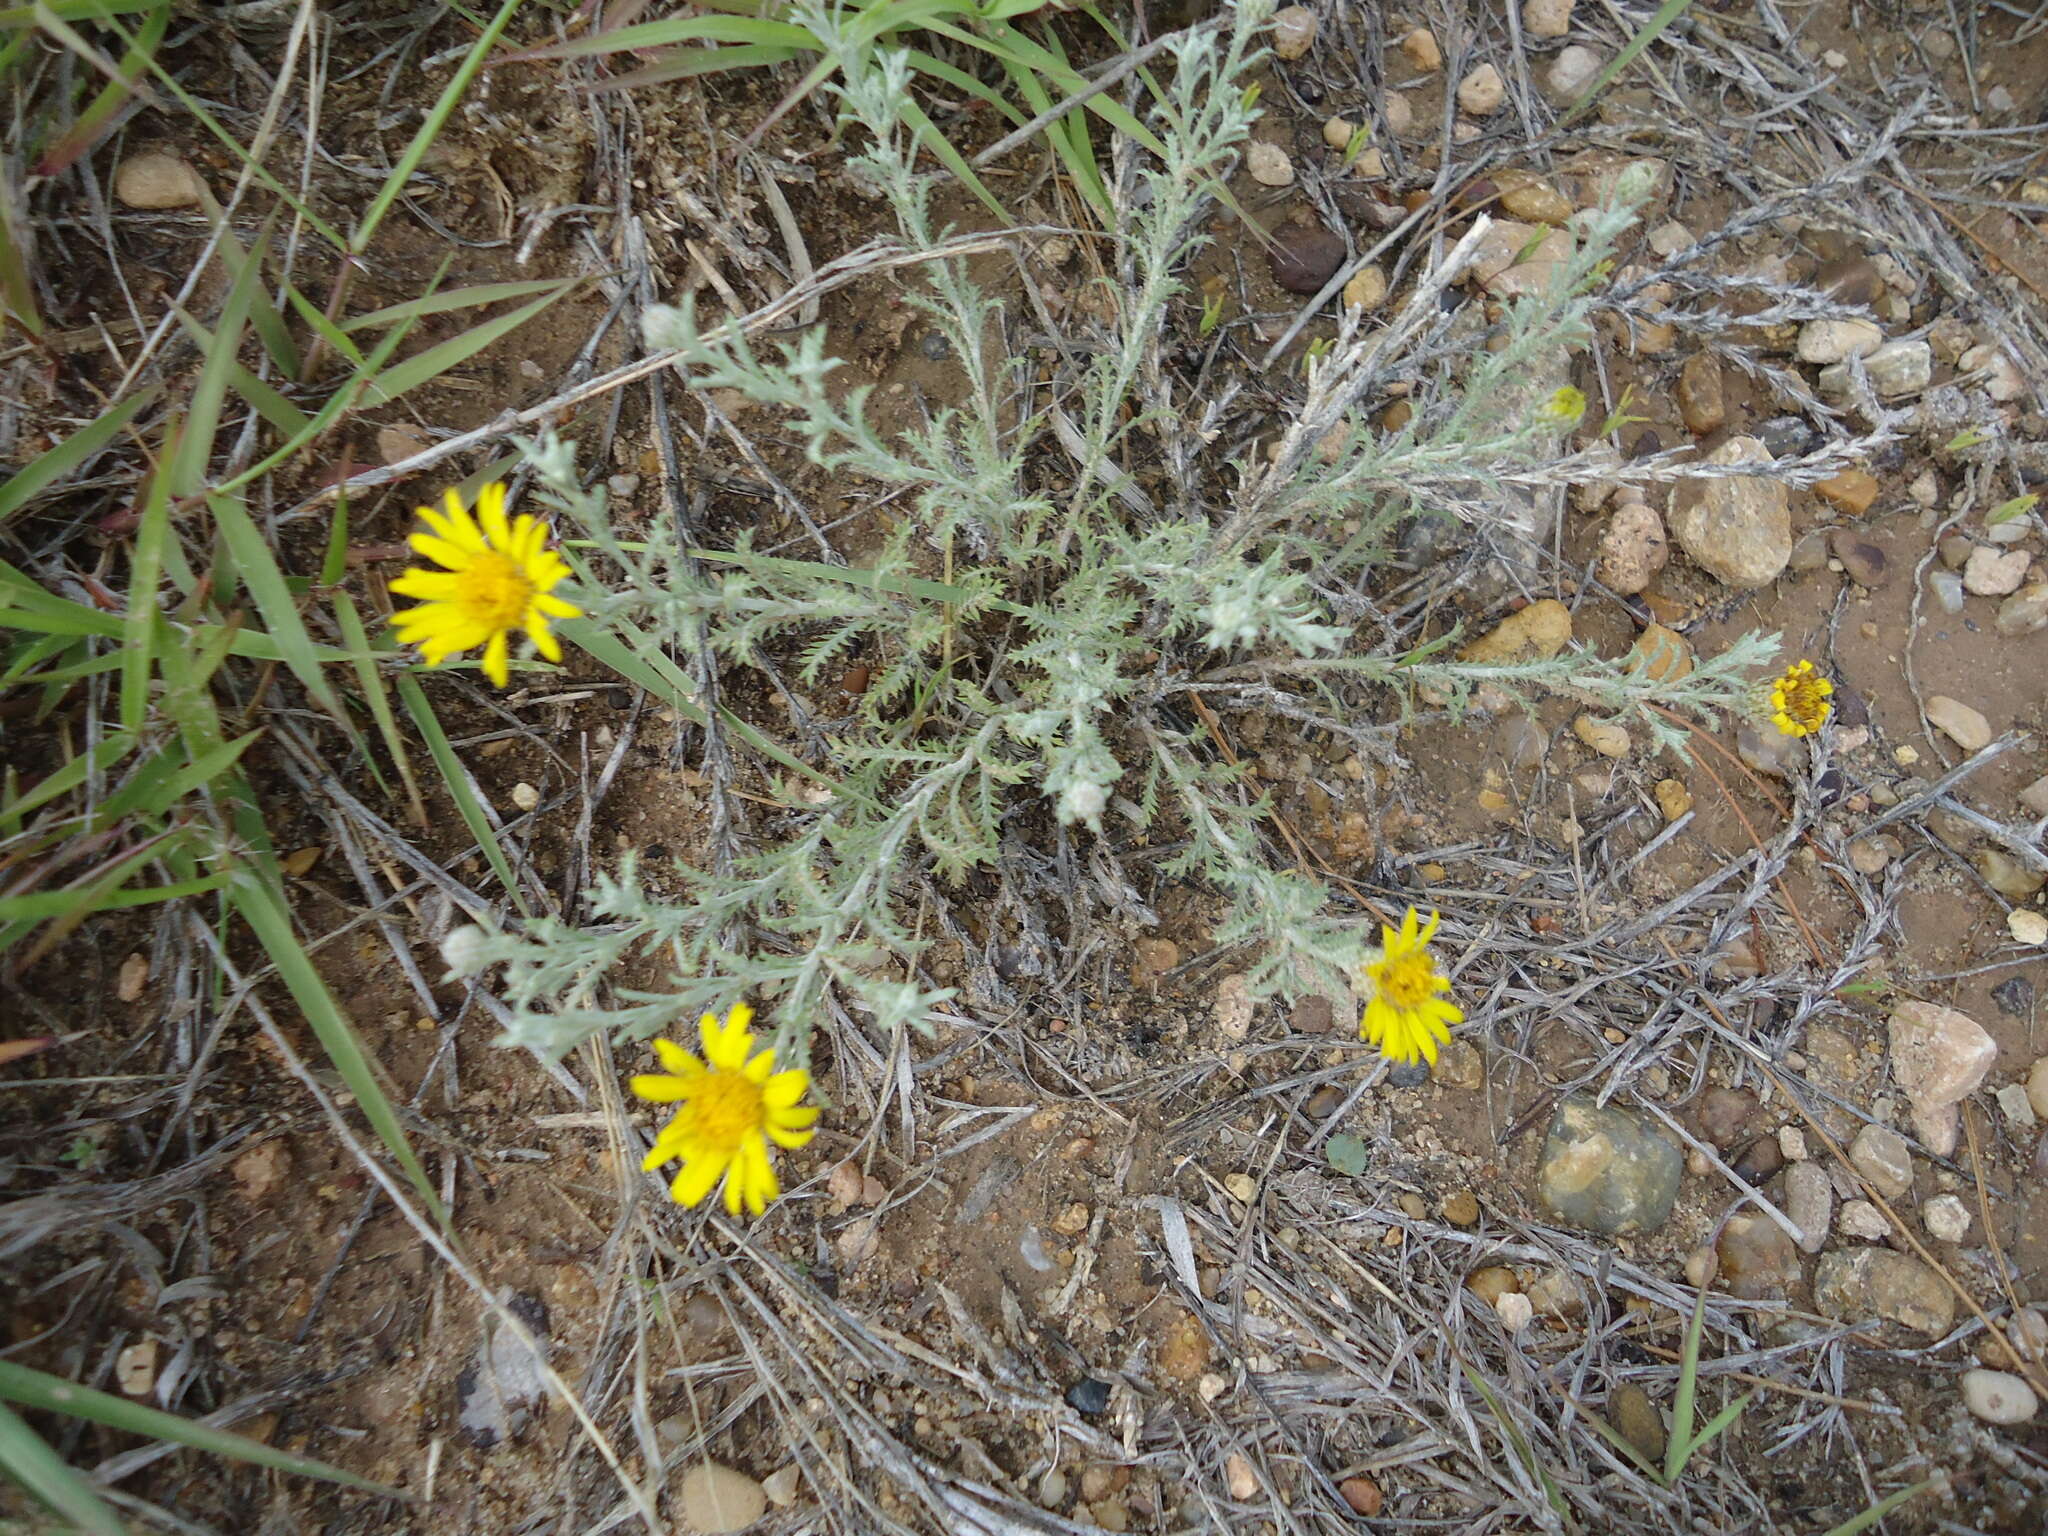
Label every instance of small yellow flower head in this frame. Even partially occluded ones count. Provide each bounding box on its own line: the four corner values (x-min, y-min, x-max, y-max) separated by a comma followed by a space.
1540, 386, 1587, 428
1767, 659, 1834, 737
631, 1004, 818, 1217
390, 482, 581, 688
1354, 906, 1464, 1068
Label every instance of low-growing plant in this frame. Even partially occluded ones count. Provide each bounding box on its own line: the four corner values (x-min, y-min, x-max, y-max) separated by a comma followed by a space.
452, 0, 1778, 1071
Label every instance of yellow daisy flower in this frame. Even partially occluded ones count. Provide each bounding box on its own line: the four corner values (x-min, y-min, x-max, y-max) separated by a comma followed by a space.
631, 1004, 819, 1217
1767, 658, 1833, 737
1354, 906, 1463, 1068
390, 482, 581, 688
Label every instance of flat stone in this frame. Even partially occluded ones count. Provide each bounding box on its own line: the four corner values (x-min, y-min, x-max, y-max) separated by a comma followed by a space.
1612, 1384, 1667, 1463
1573, 714, 1631, 758
1797, 318, 1882, 365
1595, 503, 1669, 595
1889, 1000, 1998, 1152
1246, 142, 1294, 186
1978, 849, 2046, 901
1818, 339, 1933, 400
1848, 1123, 1913, 1199
678, 1464, 768, 1533
1537, 1096, 1682, 1236
1925, 696, 1992, 752
1838, 1199, 1890, 1240
1677, 353, 1726, 434
1496, 172, 1575, 225
1826, 529, 1888, 586
1269, 224, 1345, 294
1786, 1161, 1833, 1253
1960, 343, 2026, 403
2029, 1058, 2048, 1119
1813, 1248, 1955, 1338
1816, 470, 1879, 518
1963, 1369, 2039, 1425
1714, 1213, 1800, 1299
115, 151, 206, 209
1671, 436, 1791, 589
1461, 599, 1572, 663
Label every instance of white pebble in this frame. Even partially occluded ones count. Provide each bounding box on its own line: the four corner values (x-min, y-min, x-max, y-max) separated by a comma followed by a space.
1547, 45, 1603, 97
1963, 1368, 2039, 1425
2010, 910, 2048, 947
1523, 0, 1574, 40
1923, 1193, 1971, 1243
510, 782, 540, 812
1494, 1291, 1534, 1333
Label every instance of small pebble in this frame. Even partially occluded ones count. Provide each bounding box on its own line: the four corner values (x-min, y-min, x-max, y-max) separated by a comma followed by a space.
1964, 545, 2031, 597
1339, 1476, 1383, 1516
1547, 44, 1602, 97
1797, 318, 1882, 365
1838, 1199, 1890, 1240
1849, 1123, 1913, 1198
1400, 27, 1443, 71
1572, 714, 1631, 758
1466, 1266, 1519, 1305
1066, 1378, 1112, 1415
677, 1464, 768, 1534
1270, 4, 1317, 59
1457, 63, 1506, 116
1786, 1160, 1832, 1252
1925, 696, 1992, 753
1962, 1369, 2039, 1425
1342, 264, 1389, 310
1654, 779, 1693, 822
1996, 584, 2048, 636
1225, 1453, 1259, 1500
1523, 0, 1574, 39
1928, 569, 1965, 614
1246, 142, 1294, 187
1612, 1384, 1667, 1463
2009, 910, 2048, 947
115, 151, 206, 209
1923, 1193, 1971, 1243
1442, 1190, 1480, 1226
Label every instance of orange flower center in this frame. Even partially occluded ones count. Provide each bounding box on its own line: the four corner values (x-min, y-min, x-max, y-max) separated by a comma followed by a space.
457, 551, 534, 631
686, 1072, 765, 1150
1372, 950, 1437, 1010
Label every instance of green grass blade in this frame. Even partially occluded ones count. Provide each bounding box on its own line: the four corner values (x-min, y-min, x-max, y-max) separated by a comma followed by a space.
351, 0, 521, 256
1815, 1478, 1941, 1536
0, 870, 231, 921
0, 732, 135, 827
31, 0, 168, 176
0, 0, 158, 22
393, 671, 529, 914
94, 729, 262, 827
0, 1401, 125, 1536
120, 434, 173, 732
1677, 1389, 1753, 1471
1575, 1404, 1663, 1480
331, 594, 420, 821
1562, 0, 1695, 126
514, 13, 818, 59
601, 43, 806, 89
0, 168, 43, 340
227, 863, 450, 1231
0, 1359, 400, 1497
169, 219, 269, 500
361, 284, 578, 406
0, 387, 159, 527
1666, 1284, 1709, 1484
342, 278, 572, 332
206, 492, 344, 717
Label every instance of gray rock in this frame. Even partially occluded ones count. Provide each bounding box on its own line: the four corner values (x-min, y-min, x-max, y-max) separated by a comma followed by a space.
1537, 1097, 1683, 1235
458, 1292, 552, 1450
1890, 1001, 1998, 1158
1838, 1199, 1891, 1240
1818, 340, 1932, 400
1962, 1369, 2039, 1425
1964, 546, 2031, 597
1671, 436, 1791, 589
1736, 723, 1804, 778
1785, 1161, 1833, 1252
1813, 1248, 1955, 1338
1596, 503, 1670, 595
1848, 1123, 1913, 1199
1695, 1086, 1758, 1148
1996, 584, 2048, 636
1923, 1192, 1971, 1243
1928, 569, 1965, 614
1755, 416, 1816, 457
1714, 1213, 1800, 1299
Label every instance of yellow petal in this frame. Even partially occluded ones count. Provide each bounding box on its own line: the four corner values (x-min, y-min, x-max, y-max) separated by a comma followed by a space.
765, 1117, 815, 1150
419, 502, 484, 554
742, 1050, 775, 1085
441, 488, 483, 546
527, 616, 563, 663
390, 570, 464, 600
653, 1038, 701, 1076
721, 1166, 745, 1216
670, 1154, 725, 1208
482, 630, 511, 688
741, 1137, 778, 1214
763, 1070, 809, 1109
478, 486, 513, 552
629, 1073, 695, 1103
534, 592, 582, 619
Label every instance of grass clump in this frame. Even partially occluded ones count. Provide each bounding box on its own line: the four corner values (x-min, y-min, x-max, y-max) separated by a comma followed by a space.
450, 0, 1776, 1071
